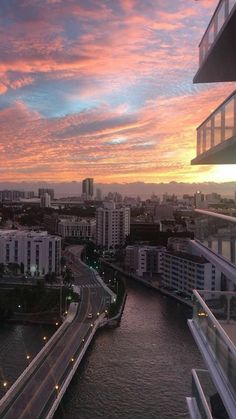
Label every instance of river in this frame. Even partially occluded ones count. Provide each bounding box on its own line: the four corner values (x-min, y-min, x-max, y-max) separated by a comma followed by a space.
0, 280, 203, 418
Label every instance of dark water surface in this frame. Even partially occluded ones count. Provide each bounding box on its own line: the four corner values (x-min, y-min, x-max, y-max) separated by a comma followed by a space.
0, 281, 203, 418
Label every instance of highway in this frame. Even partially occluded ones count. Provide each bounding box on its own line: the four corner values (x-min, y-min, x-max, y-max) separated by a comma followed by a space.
2, 245, 108, 419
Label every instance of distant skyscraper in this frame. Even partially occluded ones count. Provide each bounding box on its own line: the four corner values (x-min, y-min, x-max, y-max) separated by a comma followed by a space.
82, 178, 94, 199
40, 193, 51, 208
38, 188, 54, 200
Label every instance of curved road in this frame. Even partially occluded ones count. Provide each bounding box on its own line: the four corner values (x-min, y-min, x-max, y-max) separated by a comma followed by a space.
2, 246, 108, 419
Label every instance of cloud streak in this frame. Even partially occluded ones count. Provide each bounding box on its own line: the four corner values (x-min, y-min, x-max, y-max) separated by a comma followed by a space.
0, 0, 234, 183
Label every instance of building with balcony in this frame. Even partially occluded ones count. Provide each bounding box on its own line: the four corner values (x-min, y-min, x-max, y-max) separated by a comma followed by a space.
160, 250, 221, 297
191, 0, 236, 165
96, 202, 130, 249
0, 230, 61, 276
187, 2, 236, 417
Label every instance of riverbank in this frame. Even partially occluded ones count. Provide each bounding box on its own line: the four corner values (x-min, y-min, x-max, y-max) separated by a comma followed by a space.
100, 258, 193, 308
0, 283, 78, 325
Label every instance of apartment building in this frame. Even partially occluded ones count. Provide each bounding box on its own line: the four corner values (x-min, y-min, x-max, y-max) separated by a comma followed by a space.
125, 245, 164, 278
0, 230, 61, 276
96, 202, 130, 249
161, 251, 221, 297
186, 3, 236, 418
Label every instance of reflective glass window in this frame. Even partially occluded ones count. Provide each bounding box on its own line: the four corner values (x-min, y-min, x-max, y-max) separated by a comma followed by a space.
213, 111, 222, 145
224, 98, 234, 140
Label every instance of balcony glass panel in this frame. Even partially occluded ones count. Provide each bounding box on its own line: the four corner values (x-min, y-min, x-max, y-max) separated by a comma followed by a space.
213, 111, 222, 147
192, 290, 236, 400
205, 121, 212, 151
196, 92, 236, 157
197, 128, 204, 155
199, 0, 236, 65
224, 97, 235, 140
191, 369, 225, 419
229, 0, 236, 13
215, 1, 226, 36
194, 211, 236, 264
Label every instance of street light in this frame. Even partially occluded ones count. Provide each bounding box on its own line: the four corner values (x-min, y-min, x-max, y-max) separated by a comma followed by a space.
3, 382, 7, 388
26, 354, 30, 360
43, 336, 47, 341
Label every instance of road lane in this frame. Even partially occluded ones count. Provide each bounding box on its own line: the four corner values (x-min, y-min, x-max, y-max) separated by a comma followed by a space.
2, 246, 109, 419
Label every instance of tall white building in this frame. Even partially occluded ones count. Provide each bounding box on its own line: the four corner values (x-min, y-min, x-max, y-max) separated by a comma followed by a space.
96, 203, 130, 249
58, 217, 96, 239
0, 230, 61, 276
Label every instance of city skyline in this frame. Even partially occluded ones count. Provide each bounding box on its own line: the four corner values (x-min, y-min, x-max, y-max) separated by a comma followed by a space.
1, 0, 235, 184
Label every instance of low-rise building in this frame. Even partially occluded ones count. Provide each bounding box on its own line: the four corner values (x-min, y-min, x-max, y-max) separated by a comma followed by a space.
125, 245, 165, 278
58, 217, 96, 240
160, 250, 221, 296
0, 230, 61, 276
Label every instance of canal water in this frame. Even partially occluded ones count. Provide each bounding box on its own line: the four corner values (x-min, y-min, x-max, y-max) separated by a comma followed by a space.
0, 280, 203, 418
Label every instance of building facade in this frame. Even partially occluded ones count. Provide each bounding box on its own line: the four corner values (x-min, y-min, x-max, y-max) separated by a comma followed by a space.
58, 217, 96, 239
187, 3, 236, 418
161, 250, 221, 297
0, 230, 61, 276
96, 203, 130, 249
125, 245, 164, 278
38, 188, 55, 200
82, 178, 94, 199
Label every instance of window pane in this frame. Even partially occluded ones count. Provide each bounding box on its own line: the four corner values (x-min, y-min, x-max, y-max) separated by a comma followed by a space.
224, 98, 234, 140
205, 121, 211, 151
213, 111, 222, 146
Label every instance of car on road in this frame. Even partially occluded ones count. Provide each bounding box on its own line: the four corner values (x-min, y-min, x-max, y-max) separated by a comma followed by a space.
87, 313, 93, 319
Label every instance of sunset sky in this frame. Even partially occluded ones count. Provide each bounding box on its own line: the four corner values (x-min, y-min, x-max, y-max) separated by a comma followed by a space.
0, 0, 235, 184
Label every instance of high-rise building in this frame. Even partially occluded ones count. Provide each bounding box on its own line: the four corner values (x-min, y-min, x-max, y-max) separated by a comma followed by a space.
186, 3, 236, 418
82, 178, 94, 199
0, 230, 61, 276
40, 192, 51, 208
96, 202, 130, 249
38, 188, 54, 200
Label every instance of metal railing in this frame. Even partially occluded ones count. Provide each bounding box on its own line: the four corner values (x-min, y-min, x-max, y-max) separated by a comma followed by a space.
192, 290, 236, 400
199, 0, 236, 65
194, 210, 236, 265
196, 90, 236, 157
191, 369, 217, 419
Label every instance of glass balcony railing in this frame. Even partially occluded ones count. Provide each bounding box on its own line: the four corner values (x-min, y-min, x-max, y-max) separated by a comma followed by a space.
191, 369, 221, 419
199, 0, 236, 66
194, 210, 236, 265
196, 91, 236, 157
192, 290, 236, 400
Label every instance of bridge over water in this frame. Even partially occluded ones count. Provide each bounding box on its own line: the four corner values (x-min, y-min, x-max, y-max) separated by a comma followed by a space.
0, 246, 114, 419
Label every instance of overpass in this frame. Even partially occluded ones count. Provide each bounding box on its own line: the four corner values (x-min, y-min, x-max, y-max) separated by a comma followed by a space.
0, 246, 114, 419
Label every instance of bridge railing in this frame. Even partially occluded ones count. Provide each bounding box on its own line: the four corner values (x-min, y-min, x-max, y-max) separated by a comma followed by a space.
0, 303, 78, 417
44, 313, 107, 419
